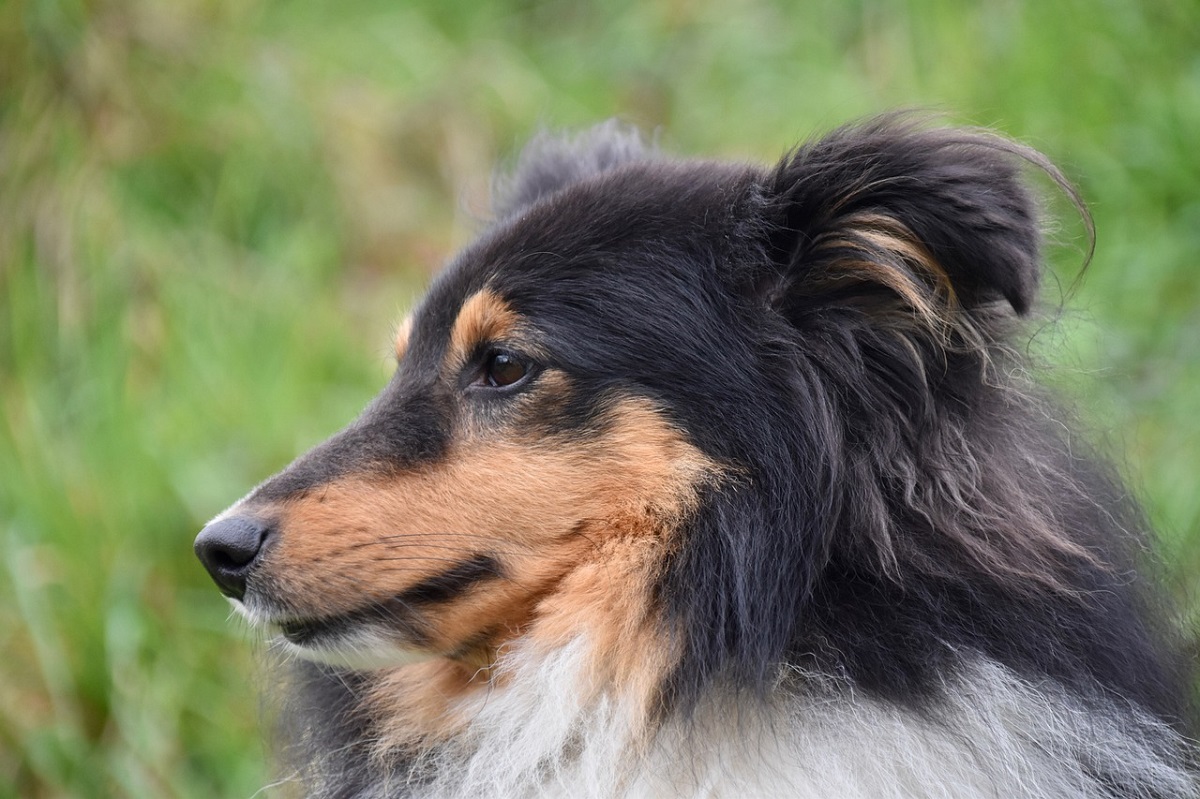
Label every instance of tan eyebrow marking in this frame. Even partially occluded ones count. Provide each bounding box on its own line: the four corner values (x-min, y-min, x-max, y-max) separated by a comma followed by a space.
393, 315, 414, 360
446, 289, 521, 368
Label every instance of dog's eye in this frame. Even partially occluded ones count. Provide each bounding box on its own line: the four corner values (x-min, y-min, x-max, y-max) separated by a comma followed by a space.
483, 351, 528, 388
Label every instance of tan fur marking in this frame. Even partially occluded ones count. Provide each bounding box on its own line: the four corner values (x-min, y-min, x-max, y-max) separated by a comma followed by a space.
530, 530, 680, 740
446, 289, 521, 369
808, 214, 1102, 587
393, 315, 414, 360
258, 397, 714, 746
365, 531, 678, 755
812, 211, 959, 337
260, 397, 717, 750
365, 659, 484, 753
271, 398, 710, 618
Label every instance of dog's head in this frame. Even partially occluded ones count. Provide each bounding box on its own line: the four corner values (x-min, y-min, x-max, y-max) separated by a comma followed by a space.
196, 117, 1087, 700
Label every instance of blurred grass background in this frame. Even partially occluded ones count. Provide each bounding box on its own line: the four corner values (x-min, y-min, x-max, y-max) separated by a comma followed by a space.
1, 0, 1198, 796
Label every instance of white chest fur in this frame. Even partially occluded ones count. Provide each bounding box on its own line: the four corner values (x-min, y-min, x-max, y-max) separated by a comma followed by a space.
343, 640, 1195, 799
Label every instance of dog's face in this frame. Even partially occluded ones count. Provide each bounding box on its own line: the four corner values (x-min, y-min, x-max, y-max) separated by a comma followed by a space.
196, 120, 1075, 694
194, 159, 758, 669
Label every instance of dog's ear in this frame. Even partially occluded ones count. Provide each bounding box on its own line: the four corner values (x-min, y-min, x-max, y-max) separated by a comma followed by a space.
759, 118, 1086, 331
492, 121, 652, 219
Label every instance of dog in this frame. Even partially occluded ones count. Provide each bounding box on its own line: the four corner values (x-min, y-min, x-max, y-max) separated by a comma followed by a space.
195, 116, 1198, 797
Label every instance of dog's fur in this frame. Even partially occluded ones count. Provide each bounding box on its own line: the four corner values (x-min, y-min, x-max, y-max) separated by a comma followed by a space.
198, 117, 1199, 797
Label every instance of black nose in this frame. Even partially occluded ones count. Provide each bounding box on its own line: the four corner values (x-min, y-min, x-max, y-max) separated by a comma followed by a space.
194, 516, 270, 600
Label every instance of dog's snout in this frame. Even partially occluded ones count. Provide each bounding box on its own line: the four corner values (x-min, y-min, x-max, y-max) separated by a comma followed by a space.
194, 516, 271, 600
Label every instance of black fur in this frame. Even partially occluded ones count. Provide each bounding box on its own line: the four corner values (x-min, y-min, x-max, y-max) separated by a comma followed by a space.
256, 116, 1195, 795
500, 121, 1182, 719
444, 120, 1190, 729
398, 555, 503, 605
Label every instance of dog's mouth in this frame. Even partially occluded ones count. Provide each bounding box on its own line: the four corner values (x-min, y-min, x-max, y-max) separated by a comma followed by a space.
250, 600, 435, 669
279, 616, 344, 646
230, 552, 507, 669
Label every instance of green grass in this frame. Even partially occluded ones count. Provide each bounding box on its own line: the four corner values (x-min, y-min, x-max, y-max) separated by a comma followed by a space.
1, 0, 1197, 795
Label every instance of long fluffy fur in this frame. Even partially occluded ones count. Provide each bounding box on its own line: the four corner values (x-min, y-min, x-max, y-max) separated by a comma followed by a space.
279, 643, 1194, 798
199, 116, 1198, 798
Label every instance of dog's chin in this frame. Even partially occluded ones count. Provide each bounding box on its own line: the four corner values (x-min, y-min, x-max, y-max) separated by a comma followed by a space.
277, 628, 435, 670
228, 596, 435, 670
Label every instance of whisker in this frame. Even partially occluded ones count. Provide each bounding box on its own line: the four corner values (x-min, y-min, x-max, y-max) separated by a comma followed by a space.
360, 532, 531, 545
365, 544, 529, 558
371, 555, 506, 567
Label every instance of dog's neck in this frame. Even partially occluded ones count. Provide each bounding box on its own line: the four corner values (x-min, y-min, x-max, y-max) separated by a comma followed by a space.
360, 532, 676, 757
284, 641, 1194, 799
